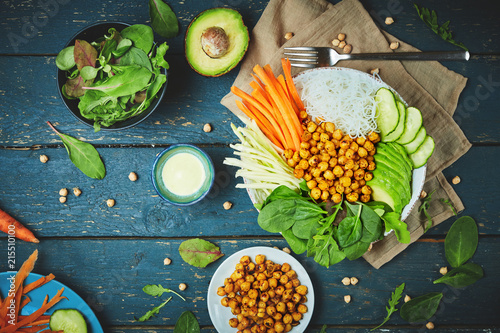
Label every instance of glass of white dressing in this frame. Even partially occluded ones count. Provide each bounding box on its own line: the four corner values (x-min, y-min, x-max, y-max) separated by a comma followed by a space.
151, 144, 215, 205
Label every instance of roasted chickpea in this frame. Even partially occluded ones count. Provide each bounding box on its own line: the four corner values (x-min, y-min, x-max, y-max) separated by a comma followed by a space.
329, 157, 338, 168
320, 132, 330, 143
311, 187, 321, 200
221, 297, 230, 307
308, 155, 319, 167
248, 289, 259, 299
361, 185, 372, 195
345, 169, 354, 178
324, 169, 334, 180
296, 285, 308, 295
333, 165, 344, 177
292, 151, 301, 163
229, 317, 239, 328
332, 193, 342, 203
345, 148, 355, 159
284, 149, 294, 160
303, 173, 312, 181
217, 286, 227, 296
276, 301, 287, 314
292, 293, 302, 303
310, 146, 319, 155
316, 142, 325, 151
255, 254, 266, 264
297, 304, 308, 313
339, 176, 352, 187
279, 274, 289, 284
228, 298, 239, 309
275, 322, 285, 333
350, 180, 360, 191
293, 168, 305, 179
333, 129, 343, 140
283, 313, 293, 325
312, 132, 321, 141
317, 161, 329, 172
344, 159, 355, 170
325, 122, 335, 133
287, 158, 297, 168
363, 140, 375, 152
364, 172, 373, 181
300, 141, 310, 150
358, 146, 368, 158
281, 263, 291, 272
353, 169, 365, 180
292, 312, 302, 321
358, 158, 368, 169
367, 161, 376, 171
338, 155, 347, 165
318, 180, 329, 191
321, 190, 330, 201
368, 131, 380, 143
346, 192, 359, 202
264, 317, 274, 328
225, 283, 234, 294
307, 122, 317, 133
301, 131, 312, 141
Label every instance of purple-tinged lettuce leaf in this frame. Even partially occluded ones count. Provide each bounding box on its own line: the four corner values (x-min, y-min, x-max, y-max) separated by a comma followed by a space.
74, 39, 98, 71
64, 75, 91, 98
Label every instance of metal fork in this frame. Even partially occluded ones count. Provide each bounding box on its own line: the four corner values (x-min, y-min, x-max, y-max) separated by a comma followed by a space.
284, 47, 470, 68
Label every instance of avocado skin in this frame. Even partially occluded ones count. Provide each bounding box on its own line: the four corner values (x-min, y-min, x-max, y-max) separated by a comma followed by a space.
185, 8, 249, 77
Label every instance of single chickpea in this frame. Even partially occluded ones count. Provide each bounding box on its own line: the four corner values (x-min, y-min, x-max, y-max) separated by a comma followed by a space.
360, 194, 371, 203
344, 159, 355, 170
128, 172, 138, 181
344, 295, 352, 303
324, 169, 334, 180
350, 277, 359, 285
440, 266, 448, 275
297, 304, 308, 314
164, 257, 172, 265
223, 201, 233, 210
342, 277, 351, 285
281, 263, 291, 272
344, 169, 354, 178
203, 123, 212, 132
426, 322, 435, 330
361, 185, 372, 195
295, 285, 308, 295
358, 146, 368, 158
229, 318, 239, 328
293, 168, 305, 179
370, 68, 380, 75
337, 33, 346, 41
59, 188, 68, 196
321, 190, 330, 201
390, 41, 400, 50
404, 295, 411, 303
292, 312, 302, 322
367, 132, 380, 143
284, 32, 294, 40
343, 44, 352, 54
339, 176, 351, 188
346, 192, 359, 202
311, 187, 321, 200
452, 176, 461, 184
331, 38, 340, 47
59, 196, 67, 204
39, 154, 49, 163
307, 122, 317, 133
106, 199, 115, 207
179, 283, 187, 291
364, 172, 374, 181
385, 17, 395, 25
367, 161, 376, 171
332, 193, 342, 203
73, 187, 82, 196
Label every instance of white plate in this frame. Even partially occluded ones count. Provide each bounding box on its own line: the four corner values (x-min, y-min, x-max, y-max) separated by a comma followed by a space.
245, 67, 426, 222
207, 246, 315, 333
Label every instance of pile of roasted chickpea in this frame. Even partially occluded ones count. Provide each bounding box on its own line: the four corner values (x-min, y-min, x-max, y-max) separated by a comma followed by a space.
217, 254, 308, 333
285, 120, 380, 203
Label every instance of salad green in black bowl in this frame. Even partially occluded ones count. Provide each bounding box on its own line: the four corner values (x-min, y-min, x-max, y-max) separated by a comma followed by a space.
56, 22, 169, 132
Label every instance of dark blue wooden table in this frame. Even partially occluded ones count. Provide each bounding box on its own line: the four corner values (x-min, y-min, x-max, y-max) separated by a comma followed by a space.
0, 0, 499, 332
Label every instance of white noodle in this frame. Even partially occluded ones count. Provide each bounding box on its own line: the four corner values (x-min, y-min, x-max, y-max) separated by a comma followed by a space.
294, 69, 381, 137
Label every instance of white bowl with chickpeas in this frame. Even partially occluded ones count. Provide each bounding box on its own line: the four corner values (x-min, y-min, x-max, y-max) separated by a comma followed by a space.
207, 246, 314, 333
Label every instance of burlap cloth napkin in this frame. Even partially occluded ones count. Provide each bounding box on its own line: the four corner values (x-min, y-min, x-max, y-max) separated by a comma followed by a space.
221, 0, 471, 268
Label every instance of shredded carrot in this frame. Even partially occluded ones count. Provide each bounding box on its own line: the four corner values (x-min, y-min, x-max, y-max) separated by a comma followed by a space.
282, 58, 305, 110
19, 296, 31, 312
277, 74, 299, 115
23, 274, 55, 295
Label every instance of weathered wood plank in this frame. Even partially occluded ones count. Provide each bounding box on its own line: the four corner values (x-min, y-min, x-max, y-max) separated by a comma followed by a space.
109, 327, 500, 332
1, 55, 499, 146
0, 238, 497, 327
0, 0, 498, 55
0, 146, 497, 238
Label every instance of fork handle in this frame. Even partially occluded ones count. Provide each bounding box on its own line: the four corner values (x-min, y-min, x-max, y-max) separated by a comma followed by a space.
340, 50, 470, 61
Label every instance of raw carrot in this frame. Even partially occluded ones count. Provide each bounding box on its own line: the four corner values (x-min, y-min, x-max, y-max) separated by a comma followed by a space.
19, 296, 31, 312
23, 274, 55, 295
0, 209, 39, 243
277, 74, 299, 115
282, 58, 305, 110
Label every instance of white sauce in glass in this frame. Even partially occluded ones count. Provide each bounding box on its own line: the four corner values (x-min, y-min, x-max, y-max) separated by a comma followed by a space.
161, 152, 206, 196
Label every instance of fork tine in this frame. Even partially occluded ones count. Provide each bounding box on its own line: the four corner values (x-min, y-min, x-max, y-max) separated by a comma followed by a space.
284, 46, 317, 51
289, 62, 317, 68
288, 58, 318, 63
284, 52, 317, 57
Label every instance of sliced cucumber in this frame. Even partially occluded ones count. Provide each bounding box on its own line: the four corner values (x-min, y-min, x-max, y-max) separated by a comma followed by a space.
375, 88, 400, 137
409, 135, 435, 168
395, 107, 423, 145
382, 100, 406, 142
404, 126, 427, 154
50, 309, 88, 333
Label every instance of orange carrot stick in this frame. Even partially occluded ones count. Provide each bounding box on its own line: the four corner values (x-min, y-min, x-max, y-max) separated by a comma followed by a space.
0, 209, 39, 243
23, 274, 55, 295
282, 58, 305, 110
277, 74, 299, 115
19, 296, 31, 312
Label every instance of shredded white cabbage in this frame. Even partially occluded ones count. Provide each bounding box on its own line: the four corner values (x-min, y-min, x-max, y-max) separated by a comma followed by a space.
294, 69, 380, 137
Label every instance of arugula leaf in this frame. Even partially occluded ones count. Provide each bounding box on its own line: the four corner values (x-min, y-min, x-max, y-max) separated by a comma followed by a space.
149, 0, 179, 38
418, 189, 435, 232
143, 284, 186, 301
135, 296, 172, 322
151, 42, 170, 70
174, 311, 200, 333
439, 198, 457, 216
179, 238, 224, 268
433, 262, 483, 288
414, 4, 468, 51
47, 121, 106, 179
372, 283, 405, 330
319, 324, 327, 333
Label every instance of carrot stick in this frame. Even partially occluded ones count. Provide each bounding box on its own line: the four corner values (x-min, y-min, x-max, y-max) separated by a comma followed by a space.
1, 288, 66, 333
242, 100, 285, 150
23, 274, 55, 295
14, 285, 23, 323
282, 58, 305, 110
26, 318, 50, 326
19, 296, 31, 312
277, 74, 299, 115
0, 209, 39, 243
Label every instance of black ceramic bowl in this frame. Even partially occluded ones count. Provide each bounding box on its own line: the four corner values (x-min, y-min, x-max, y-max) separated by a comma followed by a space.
57, 22, 168, 131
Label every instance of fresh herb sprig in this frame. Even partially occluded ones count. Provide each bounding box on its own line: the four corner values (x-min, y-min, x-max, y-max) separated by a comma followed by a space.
372, 283, 405, 330
414, 4, 468, 51
143, 284, 186, 301
439, 198, 457, 216
136, 296, 172, 322
419, 189, 435, 232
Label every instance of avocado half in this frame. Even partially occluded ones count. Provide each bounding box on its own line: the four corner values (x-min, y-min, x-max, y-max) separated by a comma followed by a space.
185, 8, 249, 77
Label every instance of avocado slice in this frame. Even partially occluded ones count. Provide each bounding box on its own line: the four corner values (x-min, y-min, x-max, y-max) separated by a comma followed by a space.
374, 155, 411, 189
185, 8, 249, 77
367, 177, 403, 213
372, 162, 411, 205
386, 142, 413, 170
376, 143, 412, 177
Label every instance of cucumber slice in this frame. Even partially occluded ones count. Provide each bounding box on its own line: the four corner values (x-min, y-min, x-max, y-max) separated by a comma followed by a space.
395, 107, 423, 145
404, 126, 427, 154
409, 135, 435, 168
382, 101, 406, 142
375, 88, 399, 137
50, 309, 88, 333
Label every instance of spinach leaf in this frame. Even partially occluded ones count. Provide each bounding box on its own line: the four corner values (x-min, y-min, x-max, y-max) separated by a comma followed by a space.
112, 38, 133, 58
84, 65, 152, 98
74, 39, 97, 71
343, 240, 371, 261
47, 121, 106, 179
445, 216, 478, 268
400, 292, 443, 323
292, 218, 321, 240
136, 297, 172, 322
433, 262, 483, 288
356, 202, 384, 243
56, 46, 75, 71
260, 185, 303, 208
282, 228, 307, 255
312, 232, 345, 267
143, 284, 185, 301
174, 311, 200, 333
149, 0, 179, 38
382, 212, 410, 244
338, 205, 363, 247
120, 47, 152, 71
372, 283, 405, 330
120, 24, 154, 54
178, 238, 223, 268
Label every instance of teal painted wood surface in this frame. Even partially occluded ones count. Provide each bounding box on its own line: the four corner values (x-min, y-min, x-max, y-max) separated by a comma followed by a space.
0, 239, 498, 328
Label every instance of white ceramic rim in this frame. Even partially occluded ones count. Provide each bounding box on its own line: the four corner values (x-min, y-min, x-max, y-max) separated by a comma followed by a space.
207, 246, 315, 333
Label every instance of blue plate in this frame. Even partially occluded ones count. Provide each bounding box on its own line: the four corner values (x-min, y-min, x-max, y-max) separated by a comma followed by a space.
0, 272, 103, 333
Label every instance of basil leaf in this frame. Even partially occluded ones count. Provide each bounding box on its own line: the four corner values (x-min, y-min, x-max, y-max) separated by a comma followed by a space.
74, 39, 97, 71
85, 65, 152, 98
400, 292, 443, 323
120, 46, 152, 71
343, 240, 371, 261
143, 284, 185, 300
149, 0, 179, 38
372, 283, 405, 330
445, 216, 478, 268
433, 262, 483, 288
47, 122, 106, 179
174, 311, 200, 333
382, 212, 410, 244
120, 24, 154, 54
338, 206, 362, 247
178, 238, 224, 268
136, 297, 172, 322
282, 228, 307, 255
56, 46, 75, 71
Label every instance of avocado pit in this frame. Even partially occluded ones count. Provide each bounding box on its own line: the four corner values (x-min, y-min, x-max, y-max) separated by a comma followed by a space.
201, 26, 229, 58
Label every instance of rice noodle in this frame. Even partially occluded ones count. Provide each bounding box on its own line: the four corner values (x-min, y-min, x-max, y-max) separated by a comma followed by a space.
294, 69, 381, 137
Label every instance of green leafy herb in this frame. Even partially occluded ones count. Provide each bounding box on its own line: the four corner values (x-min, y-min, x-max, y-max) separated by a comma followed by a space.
418, 189, 435, 232
63, 75, 91, 98
433, 262, 483, 288
136, 296, 172, 322
142, 284, 186, 301
445, 216, 478, 268
319, 324, 327, 333
382, 212, 411, 243
84, 65, 152, 98
120, 47, 152, 71
282, 229, 307, 254
400, 292, 443, 323
74, 39, 97, 71
55, 46, 75, 71
343, 240, 371, 261
414, 4, 468, 51
120, 24, 154, 54
149, 0, 179, 38
179, 238, 224, 268
47, 121, 106, 179
439, 198, 457, 216
338, 204, 363, 247
174, 311, 200, 333
372, 283, 405, 330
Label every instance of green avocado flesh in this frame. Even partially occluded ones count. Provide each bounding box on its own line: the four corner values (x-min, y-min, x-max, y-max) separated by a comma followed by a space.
185, 8, 249, 77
